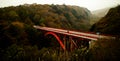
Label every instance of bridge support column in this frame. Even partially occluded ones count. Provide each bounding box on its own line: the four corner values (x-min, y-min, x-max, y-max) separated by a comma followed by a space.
70, 37, 78, 51
45, 32, 78, 51
63, 35, 78, 51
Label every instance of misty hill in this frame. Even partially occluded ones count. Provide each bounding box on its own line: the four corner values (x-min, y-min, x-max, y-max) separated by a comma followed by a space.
90, 14, 101, 25
92, 7, 110, 17
90, 7, 110, 25
90, 5, 120, 36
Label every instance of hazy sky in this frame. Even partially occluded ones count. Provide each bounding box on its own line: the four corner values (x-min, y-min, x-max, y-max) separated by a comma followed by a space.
0, 0, 120, 11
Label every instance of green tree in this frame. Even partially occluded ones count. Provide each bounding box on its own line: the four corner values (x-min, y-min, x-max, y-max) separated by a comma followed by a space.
8, 10, 19, 20
33, 14, 41, 25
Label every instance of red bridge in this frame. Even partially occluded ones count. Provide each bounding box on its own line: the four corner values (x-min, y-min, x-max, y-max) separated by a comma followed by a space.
33, 25, 109, 51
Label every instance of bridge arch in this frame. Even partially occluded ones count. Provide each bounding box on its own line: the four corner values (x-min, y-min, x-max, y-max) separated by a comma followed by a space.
45, 32, 66, 50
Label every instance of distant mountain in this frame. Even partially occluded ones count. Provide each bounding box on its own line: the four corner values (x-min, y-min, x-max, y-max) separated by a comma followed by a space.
90, 5, 120, 36
92, 7, 110, 17
90, 8, 111, 25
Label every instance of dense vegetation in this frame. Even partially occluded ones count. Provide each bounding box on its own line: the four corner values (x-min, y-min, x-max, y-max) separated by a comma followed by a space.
91, 5, 120, 36
89, 38, 120, 61
0, 4, 92, 61
90, 5, 120, 61
0, 4, 91, 30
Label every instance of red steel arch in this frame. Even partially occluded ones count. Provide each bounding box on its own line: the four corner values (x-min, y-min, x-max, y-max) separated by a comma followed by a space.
45, 32, 66, 50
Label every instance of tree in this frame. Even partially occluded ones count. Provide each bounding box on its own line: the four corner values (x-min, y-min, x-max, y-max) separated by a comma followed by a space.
33, 14, 41, 25
8, 10, 19, 20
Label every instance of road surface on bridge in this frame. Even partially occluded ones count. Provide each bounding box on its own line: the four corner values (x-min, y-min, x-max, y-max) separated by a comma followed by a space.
33, 25, 108, 40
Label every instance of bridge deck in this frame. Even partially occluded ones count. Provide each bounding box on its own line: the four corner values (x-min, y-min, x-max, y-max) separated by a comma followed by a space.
33, 25, 107, 40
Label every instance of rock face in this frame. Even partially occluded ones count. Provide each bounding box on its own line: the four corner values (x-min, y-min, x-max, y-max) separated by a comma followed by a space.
90, 5, 120, 36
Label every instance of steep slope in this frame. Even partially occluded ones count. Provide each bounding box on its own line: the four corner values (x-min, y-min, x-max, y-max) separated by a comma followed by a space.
90, 5, 120, 36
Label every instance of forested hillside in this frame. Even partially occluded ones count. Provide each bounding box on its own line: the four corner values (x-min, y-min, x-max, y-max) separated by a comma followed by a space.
91, 5, 120, 36
89, 5, 120, 61
0, 4, 91, 31
0, 4, 91, 61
